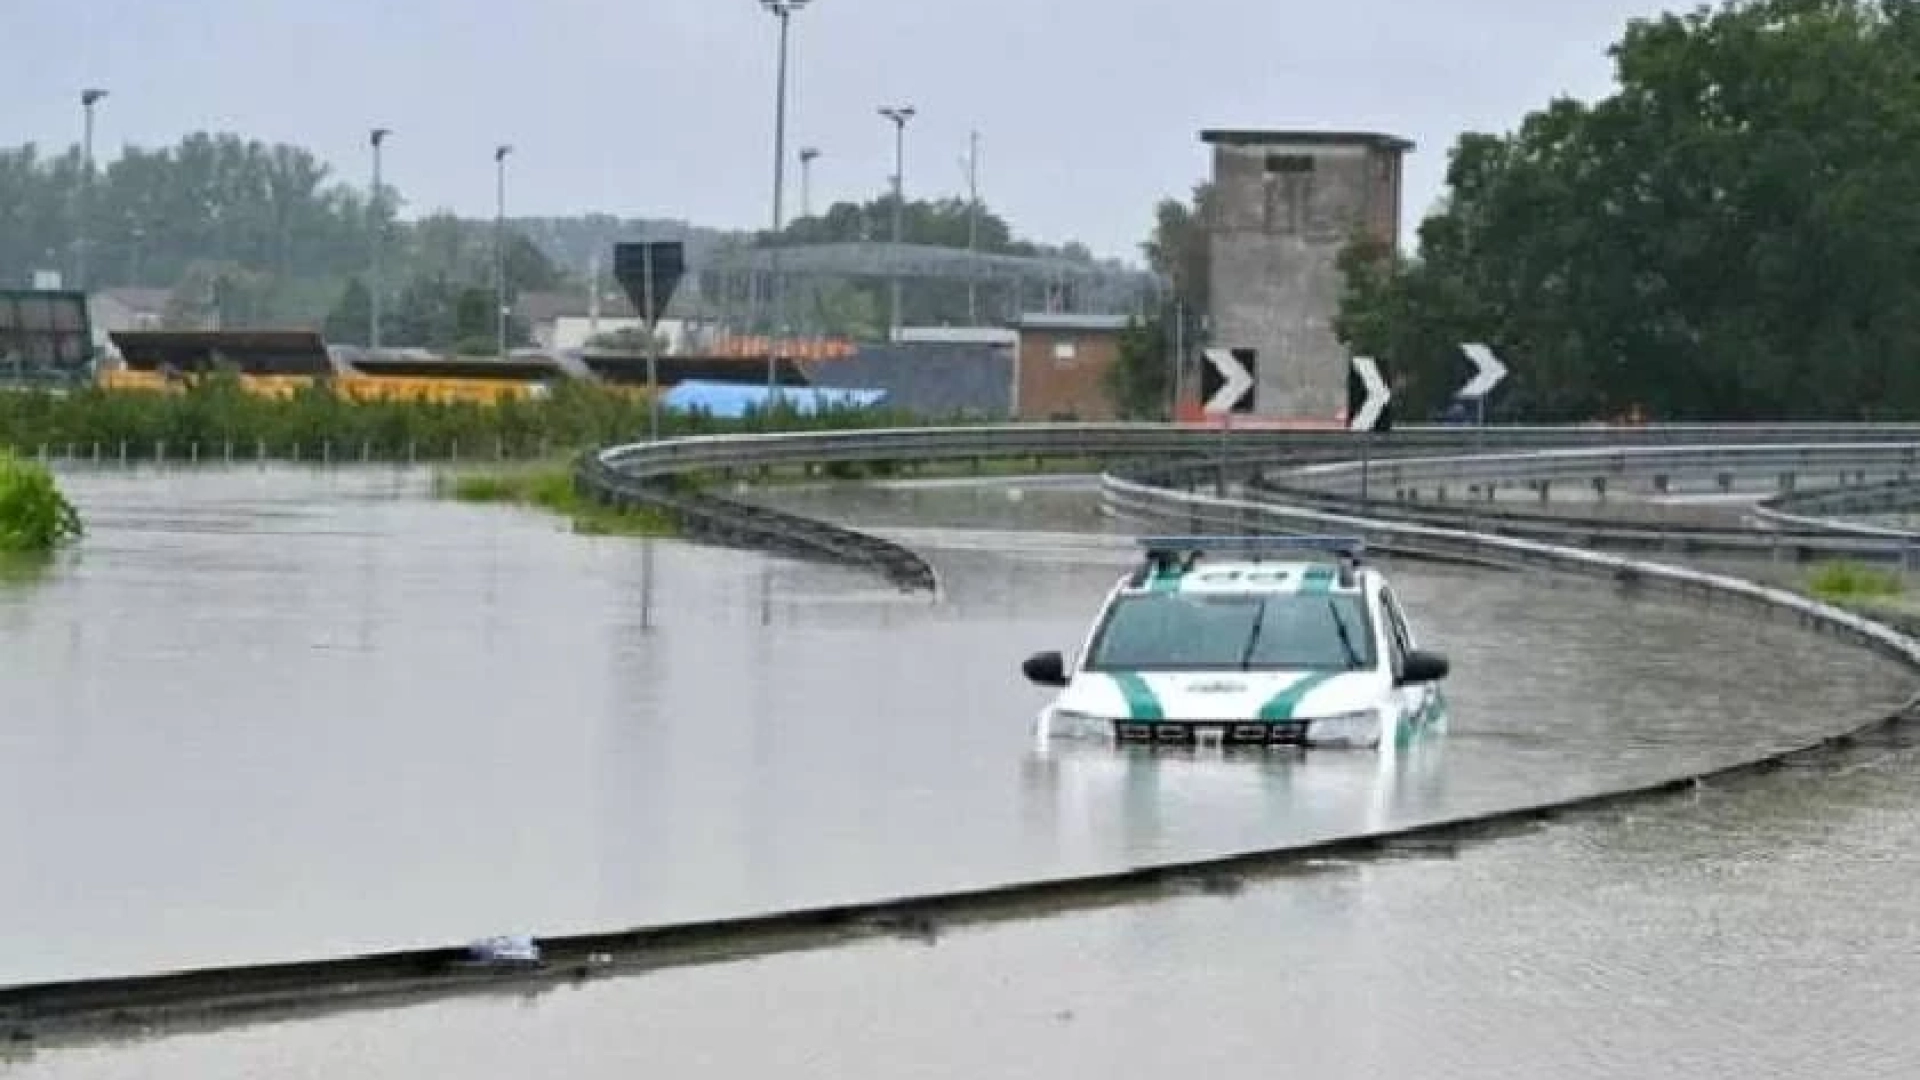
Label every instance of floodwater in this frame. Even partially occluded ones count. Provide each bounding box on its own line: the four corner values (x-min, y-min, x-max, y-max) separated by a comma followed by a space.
32, 741, 1920, 1079
0, 467, 1909, 993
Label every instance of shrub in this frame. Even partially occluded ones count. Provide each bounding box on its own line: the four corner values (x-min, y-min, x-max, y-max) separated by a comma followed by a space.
0, 452, 84, 554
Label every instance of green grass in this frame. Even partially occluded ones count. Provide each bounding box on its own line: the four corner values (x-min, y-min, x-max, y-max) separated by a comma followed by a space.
0, 451, 83, 556
437, 464, 678, 538
1805, 560, 1905, 603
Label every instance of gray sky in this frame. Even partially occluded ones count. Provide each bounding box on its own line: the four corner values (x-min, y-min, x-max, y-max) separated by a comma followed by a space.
6, 0, 1688, 264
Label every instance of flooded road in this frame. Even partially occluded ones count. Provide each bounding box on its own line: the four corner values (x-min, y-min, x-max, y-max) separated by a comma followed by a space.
36, 741, 1920, 1079
0, 467, 1908, 991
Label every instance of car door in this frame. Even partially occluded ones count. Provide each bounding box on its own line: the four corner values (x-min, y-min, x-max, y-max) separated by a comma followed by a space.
1377, 586, 1429, 737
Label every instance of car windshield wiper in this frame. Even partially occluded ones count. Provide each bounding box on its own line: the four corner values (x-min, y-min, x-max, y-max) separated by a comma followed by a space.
1328, 599, 1361, 668
1238, 600, 1268, 670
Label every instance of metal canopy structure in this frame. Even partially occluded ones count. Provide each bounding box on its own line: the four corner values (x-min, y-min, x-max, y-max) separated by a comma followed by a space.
109, 330, 338, 376
698, 241, 1164, 330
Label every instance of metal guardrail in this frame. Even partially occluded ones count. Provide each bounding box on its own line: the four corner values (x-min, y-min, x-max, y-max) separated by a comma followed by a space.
1273, 442, 1920, 498
1239, 474, 1920, 565
1749, 478, 1920, 540
579, 425, 1920, 587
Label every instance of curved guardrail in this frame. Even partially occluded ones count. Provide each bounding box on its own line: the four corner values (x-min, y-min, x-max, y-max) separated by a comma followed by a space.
576, 426, 1920, 589
1272, 442, 1920, 498
1749, 477, 1920, 540
1240, 473, 1920, 564
10, 424, 1920, 1045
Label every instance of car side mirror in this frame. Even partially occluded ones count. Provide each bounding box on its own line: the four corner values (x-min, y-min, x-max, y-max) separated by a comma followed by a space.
1397, 649, 1449, 685
1022, 650, 1070, 688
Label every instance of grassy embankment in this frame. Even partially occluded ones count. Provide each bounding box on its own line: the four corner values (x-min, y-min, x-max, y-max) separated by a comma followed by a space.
435, 462, 679, 538
1804, 560, 1907, 609
0, 451, 84, 563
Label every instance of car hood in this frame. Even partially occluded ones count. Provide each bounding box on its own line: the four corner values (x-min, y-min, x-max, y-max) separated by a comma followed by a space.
1058, 669, 1384, 722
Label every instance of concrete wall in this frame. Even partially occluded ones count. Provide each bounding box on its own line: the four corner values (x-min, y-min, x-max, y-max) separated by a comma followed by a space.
1203, 131, 1409, 421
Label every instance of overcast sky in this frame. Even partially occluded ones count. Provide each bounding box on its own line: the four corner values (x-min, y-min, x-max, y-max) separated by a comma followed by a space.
5, 0, 1692, 264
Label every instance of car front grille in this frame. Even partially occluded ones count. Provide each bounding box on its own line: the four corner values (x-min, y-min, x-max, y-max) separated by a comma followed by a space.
1112, 720, 1309, 746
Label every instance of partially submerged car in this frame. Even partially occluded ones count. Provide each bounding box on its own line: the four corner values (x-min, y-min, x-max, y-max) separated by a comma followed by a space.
1021, 536, 1449, 750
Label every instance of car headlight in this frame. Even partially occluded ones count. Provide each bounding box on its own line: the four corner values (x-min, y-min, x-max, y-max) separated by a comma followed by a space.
1045, 708, 1112, 736
1305, 708, 1383, 747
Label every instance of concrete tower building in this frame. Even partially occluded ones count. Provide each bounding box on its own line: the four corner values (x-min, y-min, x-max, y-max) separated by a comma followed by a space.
1201, 129, 1412, 421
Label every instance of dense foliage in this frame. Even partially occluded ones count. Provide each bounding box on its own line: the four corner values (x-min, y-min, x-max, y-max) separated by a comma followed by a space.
0, 374, 935, 460
0, 452, 83, 554
1336, 0, 1920, 422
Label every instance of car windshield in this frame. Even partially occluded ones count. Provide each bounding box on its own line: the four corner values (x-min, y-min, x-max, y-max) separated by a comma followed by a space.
1085, 590, 1377, 672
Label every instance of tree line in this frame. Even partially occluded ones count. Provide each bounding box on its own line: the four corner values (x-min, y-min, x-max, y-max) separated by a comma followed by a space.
1337, 0, 1920, 423
1, 130, 1108, 352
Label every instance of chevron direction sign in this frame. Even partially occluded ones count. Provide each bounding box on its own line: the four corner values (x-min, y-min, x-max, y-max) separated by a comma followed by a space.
1457, 342, 1509, 400
1348, 355, 1392, 433
1200, 347, 1256, 414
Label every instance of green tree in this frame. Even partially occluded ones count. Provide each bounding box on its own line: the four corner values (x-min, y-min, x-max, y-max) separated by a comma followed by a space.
324, 277, 373, 347
1336, 0, 1920, 422
1106, 316, 1172, 419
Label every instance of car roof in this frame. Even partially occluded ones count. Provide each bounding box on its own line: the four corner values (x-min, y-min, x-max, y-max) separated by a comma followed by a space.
1118, 559, 1374, 598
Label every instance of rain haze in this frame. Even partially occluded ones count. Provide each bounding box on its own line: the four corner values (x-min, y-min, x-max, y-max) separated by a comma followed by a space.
7, 0, 1690, 258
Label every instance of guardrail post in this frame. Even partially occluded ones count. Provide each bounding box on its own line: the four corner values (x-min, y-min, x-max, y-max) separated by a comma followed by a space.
190, 442, 200, 464
1652, 474, 1669, 494
1779, 471, 1796, 492
1535, 480, 1551, 503
1718, 472, 1733, 493
1592, 476, 1607, 502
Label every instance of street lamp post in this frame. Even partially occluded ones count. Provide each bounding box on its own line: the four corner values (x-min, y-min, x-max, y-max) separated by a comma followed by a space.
878, 105, 915, 339
760, 0, 810, 412
77, 88, 107, 293
369, 127, 390, 351
494, 144, 512, 359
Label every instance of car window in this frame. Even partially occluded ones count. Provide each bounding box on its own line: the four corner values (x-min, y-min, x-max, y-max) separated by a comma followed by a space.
1086, 590, 1377, 672
1379, 588, 1414, 668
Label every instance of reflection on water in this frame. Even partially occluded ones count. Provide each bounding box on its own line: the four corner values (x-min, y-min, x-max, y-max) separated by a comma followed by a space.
22, 746, 1920, 1079
0, 466, 1909, 992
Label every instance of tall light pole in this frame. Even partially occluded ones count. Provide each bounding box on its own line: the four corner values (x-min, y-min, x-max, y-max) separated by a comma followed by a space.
878, 105, 915, 339
798, 147, 820, 219
369, 127, 390, 351
963, 129, 980, 324
760, 0, 809, 410
77, 88, 107, 293
494, 144, 512, 359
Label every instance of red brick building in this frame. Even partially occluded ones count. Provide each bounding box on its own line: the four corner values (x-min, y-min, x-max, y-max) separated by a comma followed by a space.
1010, 312, 1129, 421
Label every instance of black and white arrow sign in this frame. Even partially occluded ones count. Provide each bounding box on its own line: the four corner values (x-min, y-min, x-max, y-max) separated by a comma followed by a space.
1349, 356, 1391, 432
1200, 347, 1256, 414
1457, 342, 1509, 399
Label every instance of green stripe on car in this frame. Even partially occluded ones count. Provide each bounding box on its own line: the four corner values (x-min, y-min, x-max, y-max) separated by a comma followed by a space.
1111, 673, 1166, 720
1297, 566, 1336, 594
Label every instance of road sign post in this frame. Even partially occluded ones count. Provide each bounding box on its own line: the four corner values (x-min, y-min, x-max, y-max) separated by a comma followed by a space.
1200, 347, 1256, 500
1348, 356, 1392, 502
1457, 342, 1509, 425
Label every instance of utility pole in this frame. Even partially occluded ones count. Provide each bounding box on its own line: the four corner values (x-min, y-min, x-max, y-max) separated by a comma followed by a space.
77, 88, 107, 292
369, 127, 390, 351
494, 144, 512, 359
878, 105, 915, 339
760, 0, 810, 409
964, 129, 980, 324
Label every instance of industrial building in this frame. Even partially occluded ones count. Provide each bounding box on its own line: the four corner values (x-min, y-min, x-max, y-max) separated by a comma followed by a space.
1201, 129, 1412, 422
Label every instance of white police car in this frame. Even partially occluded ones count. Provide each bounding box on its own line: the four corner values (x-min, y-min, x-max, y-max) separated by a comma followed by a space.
1021, 536, 1449, 750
